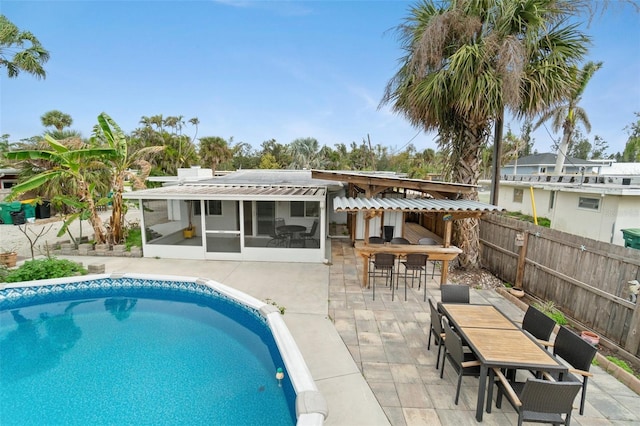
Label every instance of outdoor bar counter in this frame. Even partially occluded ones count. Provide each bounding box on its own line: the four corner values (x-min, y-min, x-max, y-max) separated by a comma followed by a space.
354, 241, 462, 287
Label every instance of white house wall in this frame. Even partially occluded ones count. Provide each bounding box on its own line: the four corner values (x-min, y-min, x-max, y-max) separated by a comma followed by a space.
551, 192, 617, 243
612, 197, 640, 246
498, 182, 640, 247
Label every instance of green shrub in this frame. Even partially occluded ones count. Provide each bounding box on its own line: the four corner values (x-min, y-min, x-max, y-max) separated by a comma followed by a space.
506, 211, 551, 228
606, 356, 634, 375
125, 226, 142, 251
5, 258, 87, 283
533, 300, 568, 325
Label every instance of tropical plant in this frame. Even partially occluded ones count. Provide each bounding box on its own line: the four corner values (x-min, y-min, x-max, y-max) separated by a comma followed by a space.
41, 110, 73, 132
3, 134, 117, 243
0, 14, 49, 79
620, 113, 640, 162
199, 136, 232, 173
535, 61, 602, 173
381, 0, 589, 268
92, 112, 164, 244
288, 137, 322, 170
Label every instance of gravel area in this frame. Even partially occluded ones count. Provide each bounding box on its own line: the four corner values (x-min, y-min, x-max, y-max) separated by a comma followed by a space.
0, 208, 140, 260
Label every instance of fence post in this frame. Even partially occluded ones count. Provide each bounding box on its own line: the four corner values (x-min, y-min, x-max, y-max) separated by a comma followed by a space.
625, 300, 640, 356
515, 231, 529, 288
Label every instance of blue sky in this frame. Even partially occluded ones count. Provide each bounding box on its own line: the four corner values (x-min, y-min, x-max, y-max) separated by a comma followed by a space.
2, 1, 639, 157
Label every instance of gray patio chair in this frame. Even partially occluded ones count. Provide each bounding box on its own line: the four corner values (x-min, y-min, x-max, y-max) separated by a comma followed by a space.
521, 305, 557, 348
490, 370, 581, 426
400, 253, 428, 301
549, 326, 598, 415
428, 298, 446, 370
301, 219, 319, 247
368, 253, 396, 300
266, 217, 287, 247
367, 236, 385, 244
440, 319, 481, 404
418, 237, 441, 279
440, 284, 470, 304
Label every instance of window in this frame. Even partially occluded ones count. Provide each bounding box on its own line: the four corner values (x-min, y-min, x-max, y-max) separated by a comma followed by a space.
290, 201, 319, 218
1, 180, 16, 189
578, 197, 600, 210
513, 188, 523, 203
539, 167, 546, 174
194, 200, 222, 216
549, 191, 556, 209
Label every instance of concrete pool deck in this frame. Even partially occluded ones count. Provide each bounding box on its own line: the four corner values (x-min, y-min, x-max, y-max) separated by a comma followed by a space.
42, 239, 640, 425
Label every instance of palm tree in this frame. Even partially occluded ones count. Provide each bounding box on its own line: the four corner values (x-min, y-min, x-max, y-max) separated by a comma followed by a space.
0, 15, 49, 79
199, 136, 232, 173
535, 61, 602, 174
41, 110, 73, 132
381, 0, 589, 268
288, 137, 321, 169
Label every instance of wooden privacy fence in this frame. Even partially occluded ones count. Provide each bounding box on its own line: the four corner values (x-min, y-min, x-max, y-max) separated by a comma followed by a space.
480, 214, 640, 358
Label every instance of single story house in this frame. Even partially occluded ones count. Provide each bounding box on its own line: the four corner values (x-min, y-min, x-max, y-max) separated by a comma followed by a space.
501, 153, 599, 176
122, 169, 344, 263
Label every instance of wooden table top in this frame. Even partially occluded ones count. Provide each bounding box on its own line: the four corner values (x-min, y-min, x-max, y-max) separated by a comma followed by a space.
440, 304, 518, 330
462, 328, 565, 370
354, 241, 462, 260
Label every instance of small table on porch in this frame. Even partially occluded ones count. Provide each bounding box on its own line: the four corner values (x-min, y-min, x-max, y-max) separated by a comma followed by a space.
277, 225, 307, 247
354, 241, 462, 287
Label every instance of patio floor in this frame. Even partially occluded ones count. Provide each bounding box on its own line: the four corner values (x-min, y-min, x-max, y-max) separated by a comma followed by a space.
328, 238, 640, 425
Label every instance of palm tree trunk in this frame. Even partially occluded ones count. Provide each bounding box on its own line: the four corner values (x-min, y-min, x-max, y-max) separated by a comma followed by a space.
451, 125, 484, 269
554, 125, 573, 174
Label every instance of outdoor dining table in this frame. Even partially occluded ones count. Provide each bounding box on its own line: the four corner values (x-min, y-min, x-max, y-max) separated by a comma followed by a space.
439, 303, 568, 422
354, 241, 462, 287
277, 225, 307, 247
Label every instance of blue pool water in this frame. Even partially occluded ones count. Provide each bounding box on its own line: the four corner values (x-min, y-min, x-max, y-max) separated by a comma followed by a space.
0, 283, 296, 425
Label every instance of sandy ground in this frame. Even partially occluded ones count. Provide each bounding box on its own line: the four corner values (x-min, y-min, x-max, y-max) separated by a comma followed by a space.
0, 207, 140, 260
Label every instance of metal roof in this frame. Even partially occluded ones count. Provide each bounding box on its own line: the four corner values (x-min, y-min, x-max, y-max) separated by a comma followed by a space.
123, 184, 326, 200
333, 196, 504, 213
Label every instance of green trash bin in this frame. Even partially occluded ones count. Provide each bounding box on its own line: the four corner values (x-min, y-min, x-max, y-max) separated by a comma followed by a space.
21, 202, 36, 220
622, 229, 640, 249
0, 202, 23, 225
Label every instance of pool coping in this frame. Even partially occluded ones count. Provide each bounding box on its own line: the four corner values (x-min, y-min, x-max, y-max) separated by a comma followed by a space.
0, 272, 328, 425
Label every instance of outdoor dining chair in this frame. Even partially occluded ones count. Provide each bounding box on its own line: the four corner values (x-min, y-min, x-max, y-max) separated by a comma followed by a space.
550, 326, 598, 415
521, 305, 557, 348
418, 237, 441, 279
266, 218, 287, 247
441, 284, 470, 304
428, 298, 446, 370
490, 370, 582, 425
368, 253, 396, 300
301, 219, 318, 247
440, 319, 481, 405
400, 253, 428, 301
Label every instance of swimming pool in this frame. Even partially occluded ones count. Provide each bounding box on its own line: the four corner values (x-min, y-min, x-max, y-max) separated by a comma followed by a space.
0, 273, 327, 425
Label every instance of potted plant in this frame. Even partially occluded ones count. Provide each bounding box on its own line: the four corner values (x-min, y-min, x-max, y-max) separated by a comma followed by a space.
183, 201, 195, 239
509, 287, 525, 298
0, 247, 18, 268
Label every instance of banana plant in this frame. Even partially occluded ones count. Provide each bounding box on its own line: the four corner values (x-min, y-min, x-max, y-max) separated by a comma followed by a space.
93, 112, 163, 244
3, 133, 118, 244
